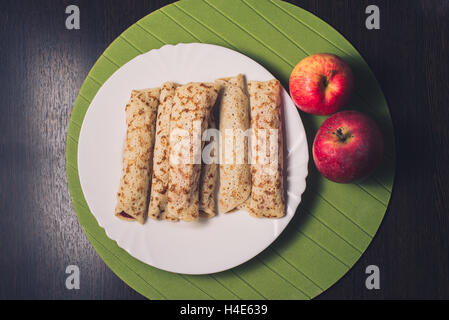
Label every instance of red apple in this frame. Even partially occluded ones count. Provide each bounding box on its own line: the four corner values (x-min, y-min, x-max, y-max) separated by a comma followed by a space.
313, 111, 383, 183
290, 53, 354, 115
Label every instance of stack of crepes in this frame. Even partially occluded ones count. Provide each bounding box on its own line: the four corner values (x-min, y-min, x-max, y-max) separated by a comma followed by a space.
114, 75, 285, 224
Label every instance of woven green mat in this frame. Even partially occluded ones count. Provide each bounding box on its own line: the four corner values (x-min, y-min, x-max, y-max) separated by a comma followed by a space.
66, 0, 395, 300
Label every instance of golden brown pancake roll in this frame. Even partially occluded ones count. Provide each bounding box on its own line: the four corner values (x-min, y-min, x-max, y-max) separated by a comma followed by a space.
167, 83, 219, 222
216, 74, 251, 213
148, 83, 178, 220
246, 80, 285, 218
115, 88, 161, 224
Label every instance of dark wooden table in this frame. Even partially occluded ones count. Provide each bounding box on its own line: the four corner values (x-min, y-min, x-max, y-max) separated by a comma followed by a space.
1, 0, 448, 300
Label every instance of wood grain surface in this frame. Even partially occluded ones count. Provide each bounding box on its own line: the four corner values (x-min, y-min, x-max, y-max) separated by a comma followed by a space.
0, 0, 448, 299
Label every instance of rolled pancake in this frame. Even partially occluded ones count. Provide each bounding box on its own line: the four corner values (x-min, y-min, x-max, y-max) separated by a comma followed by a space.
246, 80, 285, 218
199, 116, 218, 218
216, 74, 251, 213
115, 88, 161, 224
148, 83, 177, 220
167, 83, 219, 222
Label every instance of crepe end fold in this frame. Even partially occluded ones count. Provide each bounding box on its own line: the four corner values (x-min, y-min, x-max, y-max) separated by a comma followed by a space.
216, 74, 252, 214
245, 79, 285, 219
114, 87, 161, 224
147, 82, 179, 221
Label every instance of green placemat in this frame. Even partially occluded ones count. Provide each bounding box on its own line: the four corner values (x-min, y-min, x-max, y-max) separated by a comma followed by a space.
66, 0, 395, 300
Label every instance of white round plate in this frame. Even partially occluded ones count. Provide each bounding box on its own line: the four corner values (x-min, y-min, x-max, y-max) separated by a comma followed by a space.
78, 43, 309, 275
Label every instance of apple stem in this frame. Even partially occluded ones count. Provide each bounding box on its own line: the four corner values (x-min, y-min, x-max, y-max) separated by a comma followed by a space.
336, 128, 346, 142
322, 70, 337, 89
